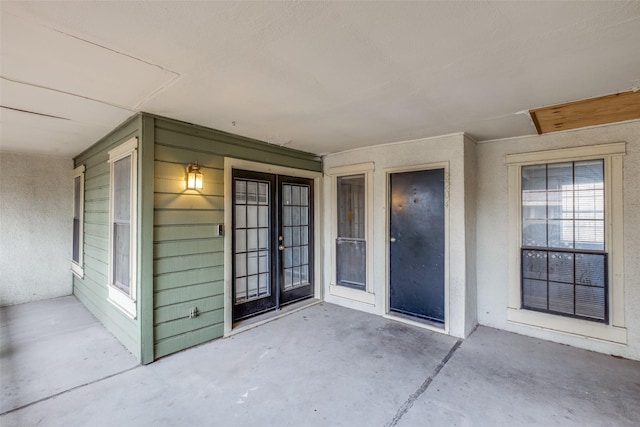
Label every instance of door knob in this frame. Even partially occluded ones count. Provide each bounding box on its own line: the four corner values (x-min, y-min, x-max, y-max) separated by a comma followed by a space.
390, 237, 396, 243
278, 245, 285, 250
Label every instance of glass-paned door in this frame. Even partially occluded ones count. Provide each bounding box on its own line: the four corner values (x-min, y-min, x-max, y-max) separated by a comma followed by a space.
233, 171, 276, 321
232, 170, 314, 322
279, 176, 314, 305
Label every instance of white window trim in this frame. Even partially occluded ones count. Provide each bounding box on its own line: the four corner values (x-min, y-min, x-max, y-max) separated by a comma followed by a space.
71, 165, 85, 278
107, 137, 138, 318
327, 162, 375, 305
505, 142, 626, 344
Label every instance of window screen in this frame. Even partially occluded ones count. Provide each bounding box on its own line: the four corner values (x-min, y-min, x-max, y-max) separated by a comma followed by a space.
113, 155, 131, 294
336, 174, 366, 290
72, 175, 81, 263
521, 160, 607, 322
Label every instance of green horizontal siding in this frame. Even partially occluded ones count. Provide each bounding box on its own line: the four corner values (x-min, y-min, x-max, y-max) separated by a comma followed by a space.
151, 113, 321, 359
73, 115, 142, 362
154, 280, 224, 308
155, 323, 224, 359
155, 238, 223, 258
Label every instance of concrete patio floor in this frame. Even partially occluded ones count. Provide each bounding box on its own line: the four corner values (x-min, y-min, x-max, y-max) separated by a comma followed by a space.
1, 296, 639, 426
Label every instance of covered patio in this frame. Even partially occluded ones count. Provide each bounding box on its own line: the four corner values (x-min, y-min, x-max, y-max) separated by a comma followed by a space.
2, 296, 638, 426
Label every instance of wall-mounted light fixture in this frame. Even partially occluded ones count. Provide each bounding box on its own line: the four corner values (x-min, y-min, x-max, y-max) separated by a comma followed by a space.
186, 161, 204, 190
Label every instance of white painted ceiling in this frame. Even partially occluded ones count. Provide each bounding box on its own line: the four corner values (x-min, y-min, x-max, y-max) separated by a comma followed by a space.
1, 1, 640, 158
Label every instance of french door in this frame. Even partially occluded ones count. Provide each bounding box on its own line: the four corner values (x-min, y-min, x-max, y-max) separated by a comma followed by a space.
232, 170, 314, 321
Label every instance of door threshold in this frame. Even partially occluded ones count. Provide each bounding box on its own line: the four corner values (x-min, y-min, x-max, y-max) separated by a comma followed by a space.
229, 298, 321, 337
384, 312, 447, 335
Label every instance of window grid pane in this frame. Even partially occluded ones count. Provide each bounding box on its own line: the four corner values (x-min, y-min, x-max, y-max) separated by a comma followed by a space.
234, 178, 271, 304
521, 159, 607, 323
282, 183, 311, 291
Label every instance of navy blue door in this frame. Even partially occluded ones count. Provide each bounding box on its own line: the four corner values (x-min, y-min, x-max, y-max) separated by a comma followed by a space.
389, 168, 445, 323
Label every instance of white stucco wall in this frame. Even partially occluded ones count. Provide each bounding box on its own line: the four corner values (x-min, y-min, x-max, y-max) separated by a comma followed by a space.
322, 133, 477, 339
0, 152, 73, 305
476, 120, 640, 360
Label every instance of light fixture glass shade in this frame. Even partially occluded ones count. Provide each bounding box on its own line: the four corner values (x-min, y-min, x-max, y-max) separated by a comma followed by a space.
186, 162, 204, 190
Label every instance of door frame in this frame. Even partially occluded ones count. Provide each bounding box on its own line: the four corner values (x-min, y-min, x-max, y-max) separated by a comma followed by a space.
383, 162, 451, 334
223, 157, 323, 335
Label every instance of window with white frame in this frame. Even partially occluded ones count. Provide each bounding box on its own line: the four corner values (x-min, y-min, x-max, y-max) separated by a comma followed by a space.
328, 163, 374, 304
506, 143, 626, 343
107, 137, 138, 317
71, 165, 85, 278
336, 174, 366, 290
521, 160, 607, 322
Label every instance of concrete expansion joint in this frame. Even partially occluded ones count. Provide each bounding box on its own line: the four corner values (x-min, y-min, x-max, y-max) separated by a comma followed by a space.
0, 365, 140, 417
385, 339, 463, 427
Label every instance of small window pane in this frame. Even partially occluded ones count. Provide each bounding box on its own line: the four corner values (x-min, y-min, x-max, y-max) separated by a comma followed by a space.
292, 226, 300, 246
247, 275, 258, 298
259, 273, 269, 295
235, 229, 246, 252
547, 219, 574, 249
258, 250, 269, 273
522, 250, 547, 280
284, 247, 292, 268
235, 205, 247, 228
247, 181, 258, 203
575, 286, 605, 320
247, 253, 258, 276
235, 254, 247, 277
522, 165, 546, 191
235, 278, 247, 302
235, 180, 246, 204
258, 183, 268, 205
247, 206, 258, 228
574, 160, 603, 189
547, 162, 573, 191
548, 251, 574, 284
300, 186, 309, 206
292, 246, 300, 267
291, 185, 301, 205
522, 191, 547, 220
575, 254, 605, 287
575, 189, 603, 219
547, 190, 573, 220
283, 268, 293, 289
574, 220, 604, 250
300, 265, 309, 284
258, 228, 269, 251
258, 206, 269, 227
283, 185, 292, 205
522, 219, 547, 247
247, 229, 258, 251
548, 282, 574, 315
522, 279, 547, 310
